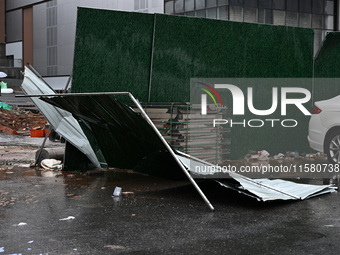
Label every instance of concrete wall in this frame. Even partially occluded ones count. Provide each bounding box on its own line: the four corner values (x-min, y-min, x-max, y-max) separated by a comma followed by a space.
32, 0, 164, 77
6, 0, 50, 11
6, 42, 23, 67
0, 0, 5, 43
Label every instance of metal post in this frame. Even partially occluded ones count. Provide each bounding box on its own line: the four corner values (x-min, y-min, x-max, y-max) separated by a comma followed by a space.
35, 125, 53, 167
147, 14, 157, 103
128, 93, 215, 211
27, 63, 55, 91
64, 75, 72, 92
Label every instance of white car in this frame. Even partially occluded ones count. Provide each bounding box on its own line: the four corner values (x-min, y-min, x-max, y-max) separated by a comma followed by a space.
308, 95, 340, 164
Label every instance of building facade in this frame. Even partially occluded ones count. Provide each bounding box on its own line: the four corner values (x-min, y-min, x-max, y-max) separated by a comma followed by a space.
1, 0, 163, 86
33, 0, 163, 77
1, 0, 339, 83
164, 0, 339, 53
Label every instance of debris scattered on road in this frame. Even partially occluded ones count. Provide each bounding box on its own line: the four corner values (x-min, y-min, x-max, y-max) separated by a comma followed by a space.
112, 187, 122, 197
122, 191, 134, 196
0, 101, 12, 111
245, 150, 270, 161
245, 150, 328, 161
0, 107, 47, 136
17, 222, 27, 226
40, 159, 63, 170
104, 245, 125, 250
59, 216, 75, 221
18, 164, 31, 168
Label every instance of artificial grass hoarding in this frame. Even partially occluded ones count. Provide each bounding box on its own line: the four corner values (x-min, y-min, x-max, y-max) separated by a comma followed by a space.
314, 32, 340, 102
72, 7, 315, 160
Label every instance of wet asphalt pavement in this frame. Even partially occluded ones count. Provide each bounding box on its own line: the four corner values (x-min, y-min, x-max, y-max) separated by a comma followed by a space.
1, 166, 340, 255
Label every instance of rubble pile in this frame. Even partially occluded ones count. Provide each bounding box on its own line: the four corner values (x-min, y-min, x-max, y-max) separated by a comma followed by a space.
0, 108, 47, 135
244, 150, 327, 161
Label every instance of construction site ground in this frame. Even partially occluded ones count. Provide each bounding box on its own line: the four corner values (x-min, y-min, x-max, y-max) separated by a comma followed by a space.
0, 90, 47, 136
0, 90, 64, 167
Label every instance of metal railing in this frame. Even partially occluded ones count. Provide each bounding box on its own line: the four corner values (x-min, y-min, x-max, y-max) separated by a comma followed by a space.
136, 102, 231, 165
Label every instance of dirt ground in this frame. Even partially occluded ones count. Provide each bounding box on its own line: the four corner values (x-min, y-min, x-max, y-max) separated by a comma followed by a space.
0, 132, 65, 168
0, 145, 37, 167
0, 107, 48, 136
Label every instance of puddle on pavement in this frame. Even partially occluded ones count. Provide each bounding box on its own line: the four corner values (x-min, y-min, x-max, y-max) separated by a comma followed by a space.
2, 160, 340, 188
0, 166, 191, 202
0, 165, 339, 254
1, 161, 339, 213
0, 163, 339, 203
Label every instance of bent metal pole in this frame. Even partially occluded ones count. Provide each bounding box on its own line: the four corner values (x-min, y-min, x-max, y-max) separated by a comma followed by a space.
128, 93, 215, 212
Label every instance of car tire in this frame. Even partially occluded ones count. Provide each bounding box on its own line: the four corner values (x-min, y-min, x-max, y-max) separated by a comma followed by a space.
325, 130, 340, 164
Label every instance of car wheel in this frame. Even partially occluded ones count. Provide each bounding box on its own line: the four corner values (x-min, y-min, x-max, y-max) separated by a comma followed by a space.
325, 130, 340, 164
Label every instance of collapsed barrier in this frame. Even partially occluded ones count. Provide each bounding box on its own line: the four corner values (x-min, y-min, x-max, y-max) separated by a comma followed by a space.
19, 66, 337, 211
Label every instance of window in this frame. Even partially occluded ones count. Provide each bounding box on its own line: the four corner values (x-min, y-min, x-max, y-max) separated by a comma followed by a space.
244, 0, 258, 8
218, 6, 229, 19
207, 0, 217, 8
259, 0, 271, 9
312, 0, 324, 14
273, 0, 285, 10
286, 0, 298, 12
47, 7, 57, 27
175, 0, 184, 12
325, 15, 334, 29
265, 9, 272, 24
273, 10, 285, 25
207, 8, 217, 18
196, 9, 206, 17
134, 0, 139, 10
299, 13, 312, 28
286, 12, 298, 27
244, 8, 257, 23
218, 0, 229, 5
185, 0, 195, 11
165, 1, 174, 13
140, 0, 146, 9
47, 46, 57, 66
325, 1, 334, 15
47, 27, 57, 46
169, 0, 333, 40
230, 5, 243, 21
230, 0, 243, 6
299, 0, 312, 13
258, 9, 273, 24
312, 14, 324, 28
196, 0, 205, 9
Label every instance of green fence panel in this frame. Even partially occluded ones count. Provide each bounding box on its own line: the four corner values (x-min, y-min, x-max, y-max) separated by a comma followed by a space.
71, 8, 314, 161
314, 32, 340, 102
72, 8, 154, 101
150, 15, 313, 102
